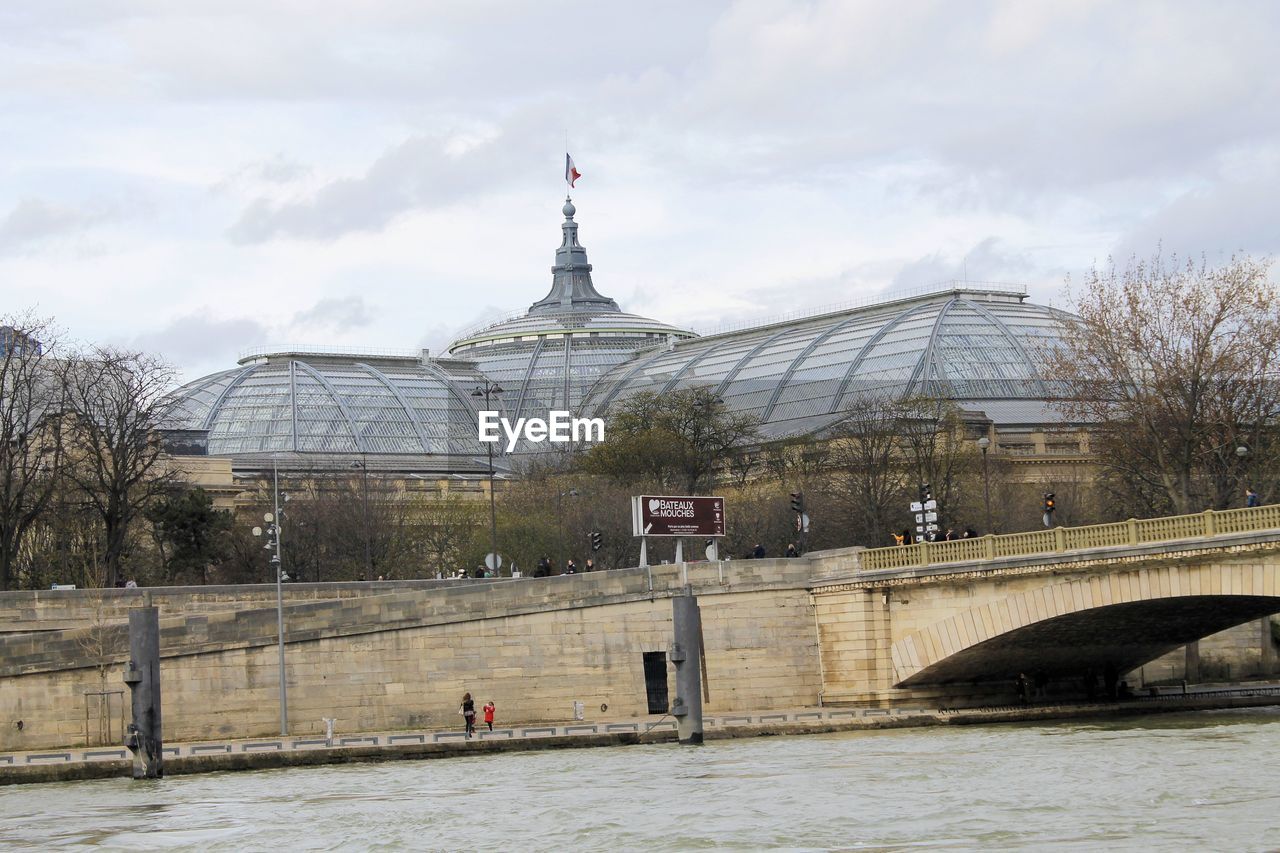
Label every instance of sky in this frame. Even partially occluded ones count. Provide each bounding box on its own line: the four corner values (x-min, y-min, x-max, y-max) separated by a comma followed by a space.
2, 1, 1278, 384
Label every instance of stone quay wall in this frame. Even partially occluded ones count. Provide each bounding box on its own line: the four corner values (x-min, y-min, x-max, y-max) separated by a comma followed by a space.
0, 579, 487, 636
0, 561, 821, 752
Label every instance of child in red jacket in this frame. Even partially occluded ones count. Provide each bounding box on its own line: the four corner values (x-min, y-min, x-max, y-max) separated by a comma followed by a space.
483, 700, 496, 731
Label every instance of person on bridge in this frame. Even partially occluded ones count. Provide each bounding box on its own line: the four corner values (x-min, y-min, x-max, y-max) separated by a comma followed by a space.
585, 558, 596, 572
1247, 488, 1261, 507
565, 559, 578, 574
753, 543, 766, 559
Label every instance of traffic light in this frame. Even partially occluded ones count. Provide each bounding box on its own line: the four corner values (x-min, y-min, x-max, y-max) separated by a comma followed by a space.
790, 492, 804, 514
1042, 493, 1056, 527
919, 483, 932, 501
590, 531, 602, 552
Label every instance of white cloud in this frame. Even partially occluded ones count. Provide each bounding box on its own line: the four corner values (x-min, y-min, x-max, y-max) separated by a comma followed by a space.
0, 198, 117, 253
292, 295, 373, 331
1, 0, 1278, 383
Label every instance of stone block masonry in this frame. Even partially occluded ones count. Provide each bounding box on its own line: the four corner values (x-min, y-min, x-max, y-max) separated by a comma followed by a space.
0, 561, 821, 752
7, 531, 1280, 752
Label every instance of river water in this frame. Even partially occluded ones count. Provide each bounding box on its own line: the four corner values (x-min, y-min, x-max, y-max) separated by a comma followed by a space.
2, 708, 1278, 851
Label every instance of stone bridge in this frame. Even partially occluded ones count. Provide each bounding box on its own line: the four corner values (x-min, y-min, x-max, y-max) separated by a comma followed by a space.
2, 507, 1279, 751
813, 506, 1280, 705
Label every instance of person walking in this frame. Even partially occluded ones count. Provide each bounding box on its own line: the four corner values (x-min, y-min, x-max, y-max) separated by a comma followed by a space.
459, 692, 477, 739
785, 543, 798, 558
585, 558, 596, 572
564, 559, 578, 574
752, 543, 765, 559
1247, 487, 1261, 508
483, 700, 496, 732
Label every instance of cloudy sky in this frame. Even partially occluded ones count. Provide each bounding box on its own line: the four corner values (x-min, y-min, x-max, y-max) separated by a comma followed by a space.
2, 1, 1278, 383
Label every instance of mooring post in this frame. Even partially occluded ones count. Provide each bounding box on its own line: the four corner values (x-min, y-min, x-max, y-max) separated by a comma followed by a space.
122, 606, 162, 779
669, 591, 704, 745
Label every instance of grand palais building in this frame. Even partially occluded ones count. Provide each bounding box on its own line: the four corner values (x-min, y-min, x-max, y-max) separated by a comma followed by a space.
168, 197, 1084, 487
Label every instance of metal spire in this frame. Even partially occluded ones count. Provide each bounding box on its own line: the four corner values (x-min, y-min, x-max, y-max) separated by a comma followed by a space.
527, 197, 620, 315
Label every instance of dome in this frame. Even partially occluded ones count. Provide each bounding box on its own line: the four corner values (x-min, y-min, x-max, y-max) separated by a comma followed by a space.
581, 286, 1075, 439
447, 198, 695, 424
168, 349, 491, 471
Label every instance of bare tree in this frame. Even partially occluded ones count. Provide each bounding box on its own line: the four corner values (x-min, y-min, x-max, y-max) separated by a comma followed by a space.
1056, 253, 1280, 515
17, 460, 107, 588
412, 492, 482, 576
759, 436, 833, 485
62, 347, 179, 588
823, 392, 910, 546
0, 314, 67, 590
74, 595, 126, 745
893, 396, 980, 535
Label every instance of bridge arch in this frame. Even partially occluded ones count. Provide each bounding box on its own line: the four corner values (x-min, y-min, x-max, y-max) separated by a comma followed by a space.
890, 561, 1280, 686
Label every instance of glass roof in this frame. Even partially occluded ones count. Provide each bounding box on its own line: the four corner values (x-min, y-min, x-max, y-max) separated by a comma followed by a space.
581, 289, 1075, 438
167, 354, 492, 459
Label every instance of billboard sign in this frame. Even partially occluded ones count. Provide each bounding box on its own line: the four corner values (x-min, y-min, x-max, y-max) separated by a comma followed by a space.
632, 495, 726, 537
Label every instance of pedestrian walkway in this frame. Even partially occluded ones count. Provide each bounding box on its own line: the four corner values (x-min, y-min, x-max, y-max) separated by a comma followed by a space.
6, 688, 1280, 784
2, 705, 929, 770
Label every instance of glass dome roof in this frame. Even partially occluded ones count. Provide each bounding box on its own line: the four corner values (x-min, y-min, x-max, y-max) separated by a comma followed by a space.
581, 286, 1075, 438
165, 195, 1077, 473
168, 350, 491, 467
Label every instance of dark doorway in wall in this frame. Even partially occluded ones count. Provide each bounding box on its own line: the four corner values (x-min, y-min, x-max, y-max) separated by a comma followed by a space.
642, 651, 669, 714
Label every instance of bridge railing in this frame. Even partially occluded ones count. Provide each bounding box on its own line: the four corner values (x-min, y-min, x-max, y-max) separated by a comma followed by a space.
860, 503, 1280, 572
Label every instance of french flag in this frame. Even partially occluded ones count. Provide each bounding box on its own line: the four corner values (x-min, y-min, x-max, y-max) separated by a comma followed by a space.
565, 153, 581, 188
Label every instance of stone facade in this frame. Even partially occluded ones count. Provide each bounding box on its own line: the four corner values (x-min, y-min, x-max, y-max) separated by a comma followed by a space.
0, 561, 821, 752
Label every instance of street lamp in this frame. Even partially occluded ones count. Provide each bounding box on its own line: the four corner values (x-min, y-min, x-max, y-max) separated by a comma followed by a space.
1237, 445, 1256, 508
351, 458, 372, 580
556, 487, 580, 569
472, 382, 504, 575
977, 436, 992, 534
251, 460, 289, 735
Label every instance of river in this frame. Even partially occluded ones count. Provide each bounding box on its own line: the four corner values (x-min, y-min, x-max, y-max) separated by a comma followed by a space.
2, 708, 1278, 851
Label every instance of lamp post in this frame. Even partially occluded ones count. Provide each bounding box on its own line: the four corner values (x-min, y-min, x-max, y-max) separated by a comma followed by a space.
977, 436, 992, 534
252, 460, 289, 736
472, 382, 504, 574
555, 488, 579, 570
351, 458, 372, 580
1237, 445, 1252, 507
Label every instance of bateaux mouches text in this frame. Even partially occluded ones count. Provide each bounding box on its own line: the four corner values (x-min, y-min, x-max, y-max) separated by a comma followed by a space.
478, 411, 605, 452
